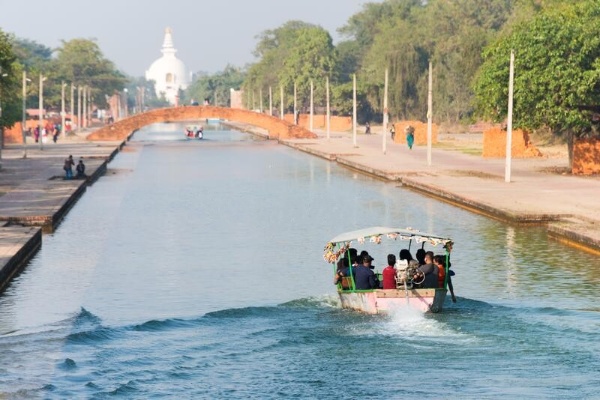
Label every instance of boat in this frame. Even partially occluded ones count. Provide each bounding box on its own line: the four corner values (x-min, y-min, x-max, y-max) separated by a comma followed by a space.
184, 126, 203, 139
324, 226, 454, 314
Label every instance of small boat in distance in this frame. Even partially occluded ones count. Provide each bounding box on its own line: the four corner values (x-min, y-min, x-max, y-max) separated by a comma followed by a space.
324, 227, 454, 314
185, 126, 204, 139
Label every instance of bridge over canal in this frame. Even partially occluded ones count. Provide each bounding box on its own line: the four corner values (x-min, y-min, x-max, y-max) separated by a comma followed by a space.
86, 106, 317, 141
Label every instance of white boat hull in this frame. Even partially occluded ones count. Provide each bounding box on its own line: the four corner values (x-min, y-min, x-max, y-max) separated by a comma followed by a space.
338, 288, 447, 314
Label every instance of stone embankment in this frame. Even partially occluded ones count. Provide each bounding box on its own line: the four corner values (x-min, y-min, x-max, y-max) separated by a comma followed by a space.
0, 132, 123, 292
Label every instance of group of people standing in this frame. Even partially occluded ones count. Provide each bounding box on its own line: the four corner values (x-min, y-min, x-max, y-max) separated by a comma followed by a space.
32, 121, 62, 144
335, 245, 456, 302
63, 155, 86, 180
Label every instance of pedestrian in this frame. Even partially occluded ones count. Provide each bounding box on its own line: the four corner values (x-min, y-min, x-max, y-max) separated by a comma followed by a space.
390, 123, 396, 141
63, 155, 75, 180
365, 122, 371, 134
405, 125, 415, 149
76, 158, 86, 179
53, 124, 60, 143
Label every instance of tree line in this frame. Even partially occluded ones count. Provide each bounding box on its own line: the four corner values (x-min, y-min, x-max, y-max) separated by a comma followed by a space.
1, 0, 599, 163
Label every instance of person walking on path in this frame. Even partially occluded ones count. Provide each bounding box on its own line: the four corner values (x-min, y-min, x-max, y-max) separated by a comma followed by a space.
405, 125, 415, 149
63, 155, 75, 179
365, 122, 371, 135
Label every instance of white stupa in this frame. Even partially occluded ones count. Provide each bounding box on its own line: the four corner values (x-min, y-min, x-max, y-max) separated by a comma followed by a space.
145, 27, 189, 105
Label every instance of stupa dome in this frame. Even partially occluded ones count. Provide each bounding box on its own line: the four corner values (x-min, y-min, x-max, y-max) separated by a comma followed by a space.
145, 27, 190, 105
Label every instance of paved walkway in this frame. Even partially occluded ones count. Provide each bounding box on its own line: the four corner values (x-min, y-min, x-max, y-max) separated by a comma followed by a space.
279, 128, 600, 253
0, 131, 123, 291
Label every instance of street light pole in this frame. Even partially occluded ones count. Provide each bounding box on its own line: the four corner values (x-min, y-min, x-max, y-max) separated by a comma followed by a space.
77, 86, 82, 131
39, 74, 45, 150
0, 70, 7, 168
61, 81, 66, 139
22, 71, 31, 158
83, 86, 87, 129
123, 88, 128, 118
70, 83, 74, 133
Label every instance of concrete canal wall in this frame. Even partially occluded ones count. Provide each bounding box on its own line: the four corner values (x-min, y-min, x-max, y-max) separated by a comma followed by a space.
0, 133, 125, 294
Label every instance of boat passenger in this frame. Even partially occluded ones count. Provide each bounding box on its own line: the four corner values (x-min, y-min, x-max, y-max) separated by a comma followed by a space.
354, 255, 379, 290
399, 249, 414, 263
359, 250, 375, 269
348, 248, 358, 267
415, 248, 426, 266
382, 254, 397, 289
334, 257, 350, 285
414, 251, 439, 289
433, 255, 447, 289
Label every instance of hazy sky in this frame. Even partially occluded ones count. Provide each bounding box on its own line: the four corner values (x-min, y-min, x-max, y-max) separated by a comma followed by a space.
0, 0, 379, 77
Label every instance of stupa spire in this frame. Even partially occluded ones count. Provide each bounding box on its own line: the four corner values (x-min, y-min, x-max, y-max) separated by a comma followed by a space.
161, 27, 177, 55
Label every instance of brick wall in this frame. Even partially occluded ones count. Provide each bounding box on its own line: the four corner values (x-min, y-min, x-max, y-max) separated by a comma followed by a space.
482, 127, 542, 158
573, 137, 600, 175
86, 106, 317, 141
3, 117, 80, 144
283, 114, 352, 131
390, 120, 439, 145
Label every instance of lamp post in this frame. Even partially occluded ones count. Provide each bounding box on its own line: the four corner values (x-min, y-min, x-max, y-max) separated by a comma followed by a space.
0, 70, 8, 168
38, 74, 46, 150
70, 83, 74, 133
77, 85, 82, 131
61, 81, 66, 139
22, 71, 31, 158
82, 85, 87, 129
122, 88, 128, 118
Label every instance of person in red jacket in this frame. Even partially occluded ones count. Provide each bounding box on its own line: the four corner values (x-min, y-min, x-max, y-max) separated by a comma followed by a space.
382, 254, 397, 289
433, 255, 447, 289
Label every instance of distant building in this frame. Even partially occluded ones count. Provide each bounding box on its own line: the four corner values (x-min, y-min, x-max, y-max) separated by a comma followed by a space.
230, 88, 244, 109
145, 27, 190, 105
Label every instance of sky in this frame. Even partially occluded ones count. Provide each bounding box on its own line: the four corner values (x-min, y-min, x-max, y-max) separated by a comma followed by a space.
0, 0, 379, 78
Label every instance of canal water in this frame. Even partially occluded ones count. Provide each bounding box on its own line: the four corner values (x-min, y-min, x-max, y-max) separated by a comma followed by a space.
0, 123, 598, 399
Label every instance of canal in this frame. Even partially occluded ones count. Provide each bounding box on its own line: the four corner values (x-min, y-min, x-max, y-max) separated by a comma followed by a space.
0, 123, 598, 398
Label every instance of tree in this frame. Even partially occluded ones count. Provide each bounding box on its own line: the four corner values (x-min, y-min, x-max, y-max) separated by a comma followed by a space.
331, 80, 374, 123
473, 0, 600, 165
277, 26, 337, 111
0, 29, 21, 130
10, 36, 52, 69
51, 39, 126, 109
244, 21, 319, 110
185, 65, 246, 107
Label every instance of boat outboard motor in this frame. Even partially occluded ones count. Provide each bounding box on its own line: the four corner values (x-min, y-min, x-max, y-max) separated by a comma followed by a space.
395, 259, 410, 288
395, 259, 423, 288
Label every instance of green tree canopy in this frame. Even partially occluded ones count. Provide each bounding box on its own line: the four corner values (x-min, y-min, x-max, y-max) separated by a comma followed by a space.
51, 38, 126, 108
10, 36, 52, 69
277, 26, 337, 110
473, 0, 600, 163
244, 21, 335, 111
185, 65, 246, 107
0, 29, 21, 129
351, 0, 512, 122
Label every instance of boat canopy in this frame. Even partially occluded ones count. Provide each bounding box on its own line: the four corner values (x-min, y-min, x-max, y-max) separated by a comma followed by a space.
328, 226, 451, 245
324, 226, 452, 263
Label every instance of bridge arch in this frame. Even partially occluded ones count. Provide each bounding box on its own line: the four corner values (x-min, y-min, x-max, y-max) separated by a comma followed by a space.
86, 106, 317, 141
